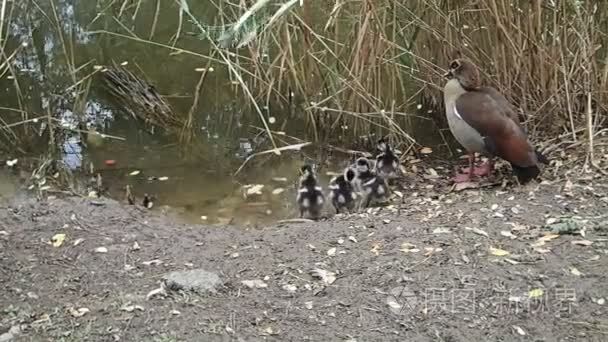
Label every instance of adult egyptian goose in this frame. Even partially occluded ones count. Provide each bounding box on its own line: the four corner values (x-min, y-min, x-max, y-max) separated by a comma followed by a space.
443, 58, 548, 184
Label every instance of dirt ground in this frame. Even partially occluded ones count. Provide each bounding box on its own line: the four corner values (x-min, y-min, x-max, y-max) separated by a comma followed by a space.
2, 169, 608, 341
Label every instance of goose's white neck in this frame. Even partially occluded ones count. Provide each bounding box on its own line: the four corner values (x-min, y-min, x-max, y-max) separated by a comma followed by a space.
443, 78, 467, 104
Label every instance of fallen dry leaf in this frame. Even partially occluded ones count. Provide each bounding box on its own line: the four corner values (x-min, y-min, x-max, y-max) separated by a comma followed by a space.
500, 231, 517, 239
142, 259, 162, 266
400, 242, 419, 253
129, 170, 141, 176
242, 279, 268, 289
420, 147, 433, 154
466, 227, 489, 238
282, 284, 297, 293
528, 288, 544, 298
68, 307, 90, 318
546, 217, 558, 225
121, 303, 145, 312
433, 227, 451, 234
532, 234, 560, 247
245, 184, 264, 196
310, 268, 336, 285
327, 247, 337, 256
370, 243, 381, 256
424, 247, 443, 256
504, 258, 520, 265
262, 326, 279, 336
489, 247, 510, 256
513, 325, 526, 336
95, 247, 108, 253
453, 181, 480, 191
570, 267, 583, 276
51, 233, 66, 247
509, 222, 528, 231
572, 240, 593, 246
146, 285, 167, 300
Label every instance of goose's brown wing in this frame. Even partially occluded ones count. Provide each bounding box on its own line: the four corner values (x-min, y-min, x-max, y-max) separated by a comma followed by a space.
454, 91, 538, 168
479, 86, 521, 125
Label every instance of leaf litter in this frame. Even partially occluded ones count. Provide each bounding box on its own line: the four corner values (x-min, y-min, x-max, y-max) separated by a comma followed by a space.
3, 165, 608, 340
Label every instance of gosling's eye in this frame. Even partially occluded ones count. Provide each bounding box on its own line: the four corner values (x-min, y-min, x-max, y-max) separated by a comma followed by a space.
450, 61, 460, 69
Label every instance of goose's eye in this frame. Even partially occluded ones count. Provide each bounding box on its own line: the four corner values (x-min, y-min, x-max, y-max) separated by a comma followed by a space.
450, 61, 460, 69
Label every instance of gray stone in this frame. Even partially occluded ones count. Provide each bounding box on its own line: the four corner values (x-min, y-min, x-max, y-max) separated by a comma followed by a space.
0, 325, 21, 342
163, 269, 221, 294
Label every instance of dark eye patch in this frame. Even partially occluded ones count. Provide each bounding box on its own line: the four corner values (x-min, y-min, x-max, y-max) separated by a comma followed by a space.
450, 61, 460, 69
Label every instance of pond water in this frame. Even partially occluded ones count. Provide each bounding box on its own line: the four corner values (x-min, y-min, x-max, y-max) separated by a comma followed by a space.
0, 1, 450, 225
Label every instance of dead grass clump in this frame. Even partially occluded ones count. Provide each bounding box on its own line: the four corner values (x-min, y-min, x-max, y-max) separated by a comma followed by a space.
103, 63, 185, 132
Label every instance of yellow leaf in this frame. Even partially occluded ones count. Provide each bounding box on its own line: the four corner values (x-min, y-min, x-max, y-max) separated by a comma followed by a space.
489, 247, 510, 256
51, 233, 66, 247
528, 288, 544, 298
531, 233, 560, 247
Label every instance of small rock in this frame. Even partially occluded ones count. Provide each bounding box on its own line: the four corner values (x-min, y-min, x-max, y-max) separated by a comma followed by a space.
163, 269, 221, 294
0, 325, 21, 342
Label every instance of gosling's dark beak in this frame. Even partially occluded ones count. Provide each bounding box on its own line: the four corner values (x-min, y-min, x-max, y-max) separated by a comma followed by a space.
443, 70, 453, 79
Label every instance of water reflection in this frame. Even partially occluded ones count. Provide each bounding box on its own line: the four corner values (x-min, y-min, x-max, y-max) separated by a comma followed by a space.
62, 135, 82, 170
1, 0, 446, 225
